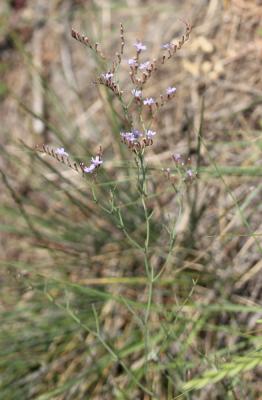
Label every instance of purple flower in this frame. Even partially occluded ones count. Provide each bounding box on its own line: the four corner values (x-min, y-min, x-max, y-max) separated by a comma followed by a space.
161, 43, 172, 50
84, 164, 96, 174
120, 131, 128, 139
143, 97, 155, 106
128, 58, 137, 66
127, 134, 136, 142
186, 169, 194, 178
91, 156, 103, 166
132, 129, 142, 139
134, 41, 147, 52
173, 153, 182, 161
166, 86, 177, 95
139, 61, 150, 70
146, 130, 156, 138
102, 72, 113, 80
121, 132, 134, 142
120, 131, 131, 139
55, 147, 69, 157
125, 133, 136, 142
121, 130, 141, 143
131, 89, 142, 98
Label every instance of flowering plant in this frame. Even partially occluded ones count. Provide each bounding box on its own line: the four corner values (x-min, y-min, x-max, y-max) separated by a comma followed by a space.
31, 19, 199, 397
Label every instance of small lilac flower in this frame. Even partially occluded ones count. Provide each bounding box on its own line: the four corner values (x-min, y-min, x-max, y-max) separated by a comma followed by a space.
143, 97, 155, 106
139, 61, 150, 70
173, 153, 182, 161
102, 72, 113, 80
128, 134, 136, 142
161, 43, 172, 50
134, 41, 147, 52
120, 132, 128, 139
121, 132, 134, 142
146, 130, 156, 138
128, 58, 137, 66
55, 147, 69, 157
131, 89, 142, 98
186, 169, 194, 178
132, 129, 142, 139
121, 130, 141, 143
166, 86, 177, 95
125, 132, 136, 142
91, 156, 103, 166
84, 164, 96, 174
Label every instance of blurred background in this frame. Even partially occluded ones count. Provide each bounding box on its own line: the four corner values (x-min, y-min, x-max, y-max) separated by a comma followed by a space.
0, 0, 262, 399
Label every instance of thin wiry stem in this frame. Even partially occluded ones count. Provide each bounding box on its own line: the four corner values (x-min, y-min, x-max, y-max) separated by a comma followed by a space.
45, 290, 154, 396
135, 150, 156, 387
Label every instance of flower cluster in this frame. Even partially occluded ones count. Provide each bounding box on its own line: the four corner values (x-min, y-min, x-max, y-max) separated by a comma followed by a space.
70, 21, 192, 166
120, 128, 156, 150
55, 147, 103, 174
54, 147, 103, 175
129, 56, 156, 86
36, 144, 103, 176
72, 20, 191, 107
126, 21, 190, 96
163, 153, 197, 187
130, 86, 177, 109
83, 155, 103, 174
98, 71, 122, 97
172, 153, 197, 182
73, 22, 189, 118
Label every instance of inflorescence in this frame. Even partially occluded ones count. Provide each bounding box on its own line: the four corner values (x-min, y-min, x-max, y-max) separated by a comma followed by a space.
71, 19, 191, 114
163, 153, 197, 184
35, 145, 103, 176
120, 129, 156, 151
173, 153, 197, 181
34, 21, 192, 179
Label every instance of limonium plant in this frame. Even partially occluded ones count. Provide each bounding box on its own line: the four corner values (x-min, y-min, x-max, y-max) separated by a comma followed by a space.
34, 20, 198, 395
